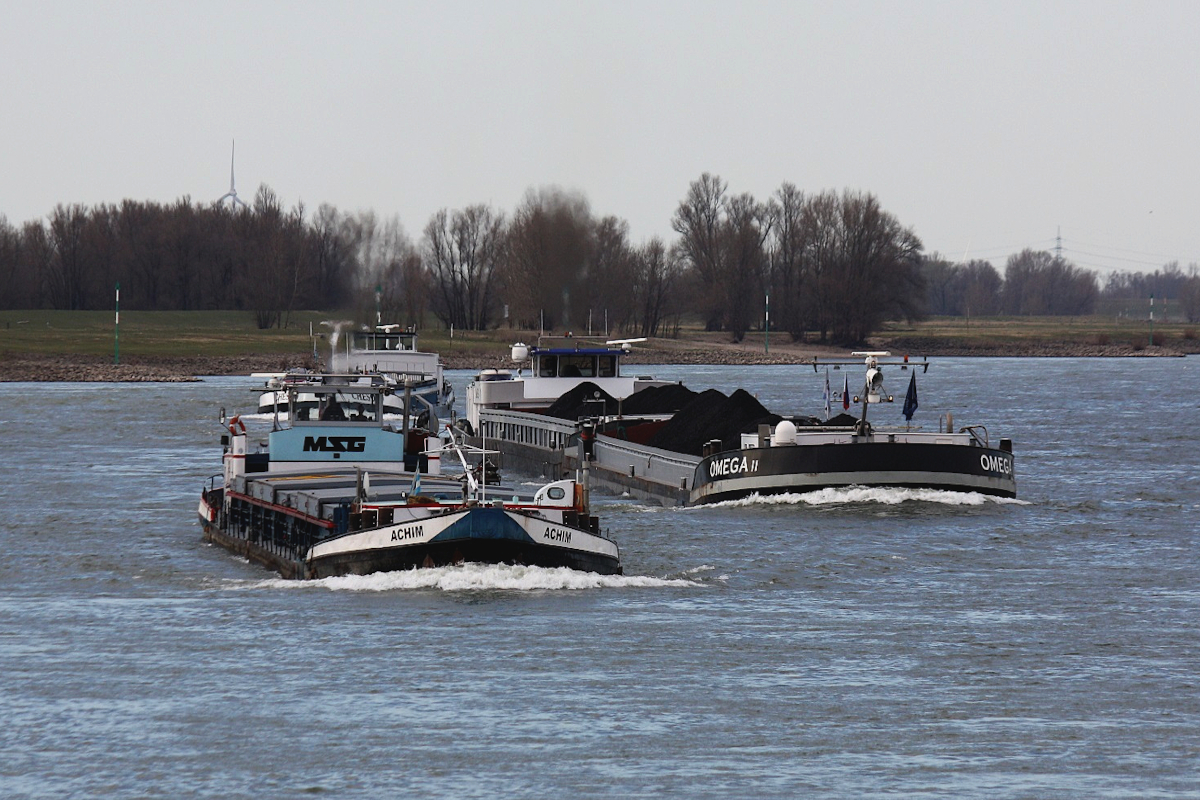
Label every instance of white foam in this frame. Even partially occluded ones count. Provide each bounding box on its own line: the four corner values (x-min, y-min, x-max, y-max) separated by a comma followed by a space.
235, 562, 700, 592
236, 412, 276, 423
700, 487, 1030, 508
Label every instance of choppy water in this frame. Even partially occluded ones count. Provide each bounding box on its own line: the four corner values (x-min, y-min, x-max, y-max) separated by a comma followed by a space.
1, 358, 1198, 798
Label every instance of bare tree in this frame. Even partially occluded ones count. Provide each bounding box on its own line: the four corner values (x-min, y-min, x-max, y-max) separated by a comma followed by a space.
309, 203, 359, 308
1003, 250, 1097, 315
20, 221, 53, 309
921, 256, 958, 315
357, 213, 422, 325
0, 216, 34, 309
959, 260, 1002, 316
920, 257, 1001, 317
500, 188, 593, 330
671, 173, 727, 330
721, 192, 772, 339
631, 237, 679, 337
808, 190, 923, 343
118, 200, 165, 309
424, 204, 505, 330
587, 215, 636, 335
768, 183, 806, 337
45, 204, 93, 310
380, 242, 428, 328
1180, 265, 1200, 323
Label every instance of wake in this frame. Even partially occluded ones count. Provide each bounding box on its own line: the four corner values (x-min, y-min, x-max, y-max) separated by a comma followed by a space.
234, 562, 699, 592
701, 486, 1030, 508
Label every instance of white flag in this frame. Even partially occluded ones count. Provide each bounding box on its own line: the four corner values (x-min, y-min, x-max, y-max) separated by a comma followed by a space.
822, 368, 832, 418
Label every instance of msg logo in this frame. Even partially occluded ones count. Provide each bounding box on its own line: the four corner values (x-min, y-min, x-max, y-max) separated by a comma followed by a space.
303, 436, 367, 453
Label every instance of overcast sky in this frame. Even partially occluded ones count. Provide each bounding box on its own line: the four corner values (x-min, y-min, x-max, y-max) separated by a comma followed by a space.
4, 1, 1197, 275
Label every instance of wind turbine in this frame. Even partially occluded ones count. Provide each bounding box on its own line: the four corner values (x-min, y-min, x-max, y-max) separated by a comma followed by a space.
215, 140, 248, 209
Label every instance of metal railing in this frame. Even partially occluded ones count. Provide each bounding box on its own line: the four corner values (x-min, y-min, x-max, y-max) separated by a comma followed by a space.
478, 408, 700, 490
478, 408, 578, 451
593, 437, 699, 490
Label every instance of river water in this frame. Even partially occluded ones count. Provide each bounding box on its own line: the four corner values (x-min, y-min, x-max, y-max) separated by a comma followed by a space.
1, 358, 1197, 798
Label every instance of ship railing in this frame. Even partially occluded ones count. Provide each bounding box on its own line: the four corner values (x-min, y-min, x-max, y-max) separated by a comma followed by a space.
593, 437, 700, 490
478, 408, 579, 451
961, 425, 989, 448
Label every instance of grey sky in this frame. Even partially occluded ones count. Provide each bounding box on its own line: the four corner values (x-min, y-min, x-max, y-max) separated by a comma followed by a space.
4, 1, 1197, 275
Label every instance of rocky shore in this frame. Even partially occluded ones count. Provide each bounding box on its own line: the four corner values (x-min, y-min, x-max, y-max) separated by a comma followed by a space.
1, 337, 1194, 382
0, 354, 308, 382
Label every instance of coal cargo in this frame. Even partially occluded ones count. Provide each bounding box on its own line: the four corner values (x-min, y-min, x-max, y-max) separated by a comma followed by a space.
544, 382, 620, 420
648, 389, 781, 456
619, 383, 698, 415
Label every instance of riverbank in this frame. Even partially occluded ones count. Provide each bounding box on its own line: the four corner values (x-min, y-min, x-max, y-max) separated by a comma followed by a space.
1, 336, 1193, 381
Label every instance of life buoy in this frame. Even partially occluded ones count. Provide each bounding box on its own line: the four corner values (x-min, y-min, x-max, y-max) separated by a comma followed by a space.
228, 415, 247, 436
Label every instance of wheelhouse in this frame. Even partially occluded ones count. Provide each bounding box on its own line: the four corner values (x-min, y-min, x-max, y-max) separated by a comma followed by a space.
531, 346, 621, 379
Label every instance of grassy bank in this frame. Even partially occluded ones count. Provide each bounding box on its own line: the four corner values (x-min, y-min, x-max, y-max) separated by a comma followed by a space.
1, 310, 1196, 369
876, 314, 1196, 353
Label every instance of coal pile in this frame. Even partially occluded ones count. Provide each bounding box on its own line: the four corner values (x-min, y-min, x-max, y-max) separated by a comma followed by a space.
648, 388, 781, 456
619, 383, 698, 415
544, 382, 620, 420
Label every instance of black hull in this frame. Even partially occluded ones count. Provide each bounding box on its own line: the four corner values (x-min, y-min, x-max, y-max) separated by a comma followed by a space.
307, 539, 622, 578
202, 518, 309, 579
201, 513, 622, 580
692, 441, 1016, 504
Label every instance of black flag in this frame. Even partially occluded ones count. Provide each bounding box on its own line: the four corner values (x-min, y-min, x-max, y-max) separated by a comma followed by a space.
902, 372, 918, 421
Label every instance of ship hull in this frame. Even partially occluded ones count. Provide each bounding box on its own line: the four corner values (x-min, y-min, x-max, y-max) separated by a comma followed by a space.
305, 506, 621, 577
200, 494, 621, 579
692, 441, 1016, 504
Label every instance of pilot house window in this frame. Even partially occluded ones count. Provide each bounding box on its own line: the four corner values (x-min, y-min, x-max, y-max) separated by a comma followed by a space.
560, 356, 594, 377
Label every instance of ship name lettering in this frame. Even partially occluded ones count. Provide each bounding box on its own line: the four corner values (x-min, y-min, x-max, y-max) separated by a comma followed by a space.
390, 525, 424, 542
709, 455, 753, 478
980, 454, 1012, 475
544, 527, 572, 543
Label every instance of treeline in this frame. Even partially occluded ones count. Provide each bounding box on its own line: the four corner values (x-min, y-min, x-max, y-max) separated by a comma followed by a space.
0, 173, 928, 342
672, 176, 924, 343
1102, 261, 1200, 322
922, 251, 1098, 316
923, 252, 1200, 323
0, 185, 686, 337
5, 174, 1196, 339
0, 188, 364, 329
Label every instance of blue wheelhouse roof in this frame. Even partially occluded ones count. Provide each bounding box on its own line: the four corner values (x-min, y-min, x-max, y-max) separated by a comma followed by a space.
531, 346, 626, 357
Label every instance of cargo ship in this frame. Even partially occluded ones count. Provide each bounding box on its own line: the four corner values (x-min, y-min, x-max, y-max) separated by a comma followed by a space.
200, 375, 621, 578
463, 349, 1016, 505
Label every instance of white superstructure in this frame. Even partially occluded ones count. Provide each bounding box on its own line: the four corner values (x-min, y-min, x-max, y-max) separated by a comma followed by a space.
465, 337, 669, 430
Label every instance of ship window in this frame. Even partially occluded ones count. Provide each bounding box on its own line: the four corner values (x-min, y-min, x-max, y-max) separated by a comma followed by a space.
597, 356, 615, 377
561, 355, 594, 377
539, 355, 557, 378
547, 486, 566, 500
